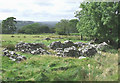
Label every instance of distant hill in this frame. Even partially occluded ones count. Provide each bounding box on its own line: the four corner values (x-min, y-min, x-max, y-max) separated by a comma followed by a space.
16, 21, 35, 31
37, 21, 58, 28
16, 21, 58, 29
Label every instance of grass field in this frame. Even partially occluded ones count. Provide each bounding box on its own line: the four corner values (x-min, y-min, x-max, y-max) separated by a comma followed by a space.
0, 34, 118, 81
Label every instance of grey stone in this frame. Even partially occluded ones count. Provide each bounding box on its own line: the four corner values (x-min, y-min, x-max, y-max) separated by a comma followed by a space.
45, 37, 51, 41
49, 41, 63, 50
2, 48, 27, 62
63, 46, 79, 57
74, 42, 87, 47
78, 56, 86, 59
15, 42, 49, 55
63, 40, 74, 48
78, 45, 97, 57
96, 42, 108, 50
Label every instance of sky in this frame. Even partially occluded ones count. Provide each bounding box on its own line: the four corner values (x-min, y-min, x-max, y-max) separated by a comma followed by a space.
0, 0, 83, 21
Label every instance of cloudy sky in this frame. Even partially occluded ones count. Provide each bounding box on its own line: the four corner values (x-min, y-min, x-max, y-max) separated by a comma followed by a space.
0, 0, 83, 21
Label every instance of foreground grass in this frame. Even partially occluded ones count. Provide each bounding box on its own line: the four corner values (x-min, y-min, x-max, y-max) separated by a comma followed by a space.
1, 34, 118, 81
1, 51, 118, 81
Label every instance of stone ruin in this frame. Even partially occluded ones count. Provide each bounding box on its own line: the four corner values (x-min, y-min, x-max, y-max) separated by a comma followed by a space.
15, 42, 50, 55
49, 40, 108, 58
2, 48, 27, 62
2, 40, 108, 62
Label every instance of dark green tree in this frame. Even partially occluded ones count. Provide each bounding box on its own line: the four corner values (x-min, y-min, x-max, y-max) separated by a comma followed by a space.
55, 19, 69, 35
2, 17, 17, 34
75, 2, 119, 46
18, 23, 50, 34
69, 19, 79, 33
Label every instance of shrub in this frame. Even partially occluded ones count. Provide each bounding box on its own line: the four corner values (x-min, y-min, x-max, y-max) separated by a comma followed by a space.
6, 44, 15, 51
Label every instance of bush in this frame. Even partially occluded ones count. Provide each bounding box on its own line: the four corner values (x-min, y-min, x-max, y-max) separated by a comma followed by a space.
6, 44, 15, 51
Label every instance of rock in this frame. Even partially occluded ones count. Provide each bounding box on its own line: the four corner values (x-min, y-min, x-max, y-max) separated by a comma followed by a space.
74, 42, 87, 47
78, 56, 86, 59
63, 46, 79, 57
31, 50, 36, 55
6, 54, 10, 57
22, 56, 27, 60
45, 37, 51, 41
11, 58, 16, 61
63, 40, 74, 48
49, 41, 63, 50
55, 48, 63, 52
15, 42, 49, 55
55, 46, 79, 57
88, 40, 95, 44
78, 45, 97, 57
11, 36, 14, 37
2, 48, 27, 62
16, 56, 23, 61
96, 42, 108, 51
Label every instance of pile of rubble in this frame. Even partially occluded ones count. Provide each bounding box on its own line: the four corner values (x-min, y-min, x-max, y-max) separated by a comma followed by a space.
2, 49, 27, 62
15, 42, 50, 55
49, 40, 108, 58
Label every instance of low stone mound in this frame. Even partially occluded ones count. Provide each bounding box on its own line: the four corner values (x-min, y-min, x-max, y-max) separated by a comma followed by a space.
15, 42, 50, 55
56, 46, 79, 57
49, 41, 63, 50
45, 37, 51, 41
2, 48, 27, 62
63, 40, 75, 48
51, 40, 108, 58
50, 40, 76, 50
74, 42, 87, 47
63, 46, 79, 57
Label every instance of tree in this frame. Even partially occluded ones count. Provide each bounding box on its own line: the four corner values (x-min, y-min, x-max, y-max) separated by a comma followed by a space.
75, 2, 119, 47
18, 23, 50, 34
69, 19, 79, 33
55, 19, 69, 35
2, 17, 17, 34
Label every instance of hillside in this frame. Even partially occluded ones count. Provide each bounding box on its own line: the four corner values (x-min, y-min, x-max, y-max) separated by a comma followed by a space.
37, 21, 58, 28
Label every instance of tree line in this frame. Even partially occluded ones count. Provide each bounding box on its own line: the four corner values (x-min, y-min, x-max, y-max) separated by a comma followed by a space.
1, 17, 79, 34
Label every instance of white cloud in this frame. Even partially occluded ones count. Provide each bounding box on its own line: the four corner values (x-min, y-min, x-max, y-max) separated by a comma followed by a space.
0, 0, 83, 21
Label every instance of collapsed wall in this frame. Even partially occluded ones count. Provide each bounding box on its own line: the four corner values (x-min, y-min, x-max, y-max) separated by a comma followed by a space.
2, 40, 108, 62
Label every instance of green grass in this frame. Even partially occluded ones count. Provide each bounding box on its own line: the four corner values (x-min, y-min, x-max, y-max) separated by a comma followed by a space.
1, 34, 89, 47
1, 34, 118, 81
